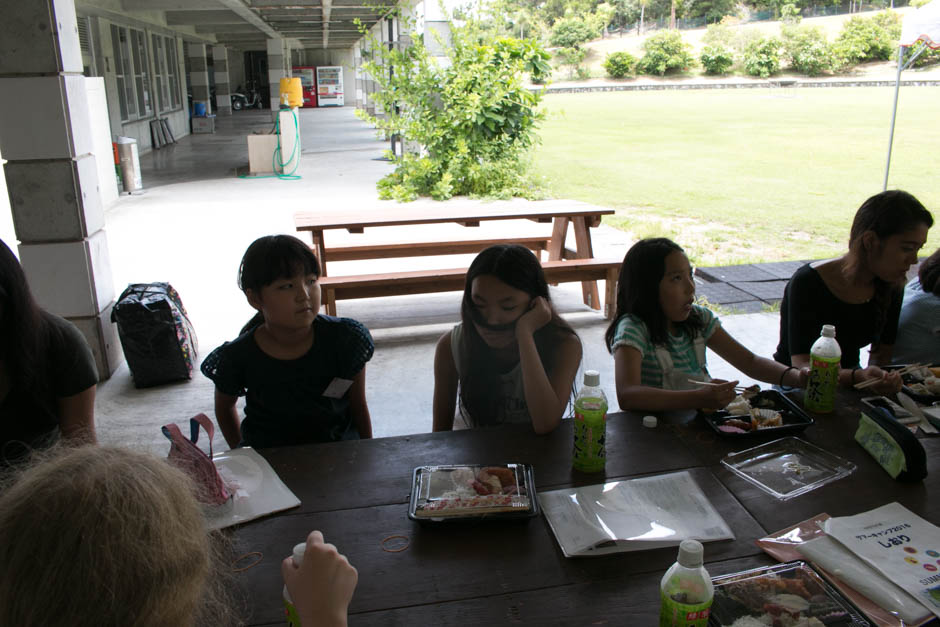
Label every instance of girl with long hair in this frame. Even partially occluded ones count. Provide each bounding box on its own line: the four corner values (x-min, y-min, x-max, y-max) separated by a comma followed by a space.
201, 235, 374, 449
0, 239, 97, 464
433, 244, 582, 433
774, 190, 933, 393
606, 238, 807, 412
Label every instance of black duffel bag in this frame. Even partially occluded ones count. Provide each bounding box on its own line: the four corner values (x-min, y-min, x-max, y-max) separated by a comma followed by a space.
111, 283, 198, 388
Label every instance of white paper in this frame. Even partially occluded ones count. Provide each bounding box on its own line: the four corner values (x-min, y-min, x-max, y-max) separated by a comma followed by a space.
540, 470, 735, 558
823, 502, 940, 619
206, 447, 301, 530
796, 535, 932, 624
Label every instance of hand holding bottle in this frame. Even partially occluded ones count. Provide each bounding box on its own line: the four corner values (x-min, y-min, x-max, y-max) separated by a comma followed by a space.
282, 530, 358, 627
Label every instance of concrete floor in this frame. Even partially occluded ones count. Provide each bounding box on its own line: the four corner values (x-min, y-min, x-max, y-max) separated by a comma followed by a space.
95, 106, 782, 455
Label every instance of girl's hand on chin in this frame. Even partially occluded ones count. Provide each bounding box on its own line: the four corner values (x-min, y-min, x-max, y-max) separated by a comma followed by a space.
515, 296, 552, 337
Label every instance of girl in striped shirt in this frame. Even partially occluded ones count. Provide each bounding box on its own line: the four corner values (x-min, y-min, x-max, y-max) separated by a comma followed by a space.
605, 238, 807, 412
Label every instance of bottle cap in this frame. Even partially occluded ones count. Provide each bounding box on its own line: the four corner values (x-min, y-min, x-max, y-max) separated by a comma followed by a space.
292, 542, 306, 566
821, 324, 836, 338
643, 415, 658, 428
583, 370, 600, 387
677, 539, 704, 568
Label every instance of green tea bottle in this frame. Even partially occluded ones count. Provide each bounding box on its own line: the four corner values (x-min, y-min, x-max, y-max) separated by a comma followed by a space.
572, 370, 607, 472
284, 542, 306, 626
803, 324, 842, 414
660, 540, 713, 627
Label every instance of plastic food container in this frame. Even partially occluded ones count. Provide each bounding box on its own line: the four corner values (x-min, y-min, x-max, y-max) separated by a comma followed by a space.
721, 437, 856, 500
701, 390, 815, 438
408, 464, 538, 523
709, 561, 871, 626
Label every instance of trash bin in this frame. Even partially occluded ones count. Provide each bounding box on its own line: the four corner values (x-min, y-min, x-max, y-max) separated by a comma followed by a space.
115, 136, 142, 193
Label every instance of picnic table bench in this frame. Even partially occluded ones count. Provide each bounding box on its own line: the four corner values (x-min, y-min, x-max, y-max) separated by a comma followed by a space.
293, 201, 619, 318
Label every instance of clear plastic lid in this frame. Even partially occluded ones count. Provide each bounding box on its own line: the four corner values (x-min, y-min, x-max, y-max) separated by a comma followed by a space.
409, 464, 536, 521
721, 437, 856, 500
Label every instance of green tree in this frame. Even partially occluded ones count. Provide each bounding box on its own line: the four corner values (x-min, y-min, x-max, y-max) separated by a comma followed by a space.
549, 16, 599, 48
356, 15, 552, 201
637, 30, 695, 75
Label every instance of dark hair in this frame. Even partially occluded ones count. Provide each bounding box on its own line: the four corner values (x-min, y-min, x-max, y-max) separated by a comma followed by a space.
0, 239, 52, 406
918, 248, 940, 296
846, 190, 933, 340
237, 235, 321, 334
605, 237, 704, 351
456, 245, 578, 427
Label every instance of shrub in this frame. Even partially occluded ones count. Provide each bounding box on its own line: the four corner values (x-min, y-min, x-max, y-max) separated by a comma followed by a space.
742, 37, 781, 78
637, 30, 695, 76
781, 25, 832, 76
833, 12, 900, 67
358, 22, 552, 201
733, 28, 763, 53
603, 51, 638, 78
550, 18, 598, 49
700, 45, 734, 75
557, 46, 587, 78
703, 23, 735, 49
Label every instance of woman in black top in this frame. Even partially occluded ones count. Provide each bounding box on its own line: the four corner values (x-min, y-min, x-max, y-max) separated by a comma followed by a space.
0, 239, 98, 463
774, 190, 933, 395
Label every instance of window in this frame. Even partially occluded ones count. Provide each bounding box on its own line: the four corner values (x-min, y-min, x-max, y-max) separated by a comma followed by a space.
110, 24, 157, 121
130, 29, 152, 117
150, 34, 181, 112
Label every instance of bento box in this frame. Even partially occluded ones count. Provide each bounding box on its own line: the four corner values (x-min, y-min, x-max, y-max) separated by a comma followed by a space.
701, 390, 814, 438
709, 561, 871, 626
408, 464, 539, 523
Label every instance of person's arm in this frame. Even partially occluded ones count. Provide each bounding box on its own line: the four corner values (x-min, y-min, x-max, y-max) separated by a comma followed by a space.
281, 530, 358, 627
57, 385, 97, 444
214, 389, 242, 449
347, 367, 372, 439
707, 327, 809, 388
514, 298, 582, 434
613, 344, 737, 411
432, 332, 458, 432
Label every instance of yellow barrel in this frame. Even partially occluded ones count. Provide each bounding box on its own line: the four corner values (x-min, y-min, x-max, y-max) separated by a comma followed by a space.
279, 77, 303, 108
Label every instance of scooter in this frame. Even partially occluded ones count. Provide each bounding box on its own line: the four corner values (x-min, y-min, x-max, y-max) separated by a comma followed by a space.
231, 84, 263, 110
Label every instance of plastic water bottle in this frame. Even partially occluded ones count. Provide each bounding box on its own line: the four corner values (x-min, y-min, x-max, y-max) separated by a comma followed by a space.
660, 539, 714, 627
804, 324, 842, 414
572, 370, 607, 472
283, 542, 306, 626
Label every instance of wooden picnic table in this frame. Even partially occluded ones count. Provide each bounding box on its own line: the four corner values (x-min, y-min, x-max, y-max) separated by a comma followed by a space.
293, 201, 617, 316
227, 388, 940, 625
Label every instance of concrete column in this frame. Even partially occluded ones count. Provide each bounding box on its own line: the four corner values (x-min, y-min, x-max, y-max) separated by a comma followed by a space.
0, 0, 122, 377
212, 45, 231, 116
188, 42, 211, 115
267, 37, 286, 110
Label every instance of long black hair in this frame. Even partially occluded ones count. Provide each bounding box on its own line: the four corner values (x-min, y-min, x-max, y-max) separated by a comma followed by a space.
236, 235, 321, 334
0, 239, 52, 406
605, 237, 704, 351
846, 190, 933, 341
456, 245, 578, 427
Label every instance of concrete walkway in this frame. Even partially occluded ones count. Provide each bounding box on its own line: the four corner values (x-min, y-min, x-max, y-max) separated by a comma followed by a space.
95, 106, 783, 455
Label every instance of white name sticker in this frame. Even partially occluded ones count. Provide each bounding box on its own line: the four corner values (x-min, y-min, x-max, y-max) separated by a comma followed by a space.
322, 377, 353, 398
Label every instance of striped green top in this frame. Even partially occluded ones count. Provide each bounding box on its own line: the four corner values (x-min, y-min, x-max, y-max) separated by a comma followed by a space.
610, 305, 720, 388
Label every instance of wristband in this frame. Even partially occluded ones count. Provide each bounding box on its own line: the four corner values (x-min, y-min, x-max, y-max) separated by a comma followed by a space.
779, 366, 795, 387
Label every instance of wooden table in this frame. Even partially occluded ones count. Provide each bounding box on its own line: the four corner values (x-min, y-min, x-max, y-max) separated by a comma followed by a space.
229, 391, 940, 626
293, 202, 616, 315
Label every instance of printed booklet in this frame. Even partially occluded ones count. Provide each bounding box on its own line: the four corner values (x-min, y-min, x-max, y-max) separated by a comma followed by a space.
540, 470, 735, 558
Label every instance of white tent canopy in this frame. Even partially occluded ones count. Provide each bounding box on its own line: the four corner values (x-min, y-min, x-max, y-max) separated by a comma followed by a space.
884, 1, 940, 190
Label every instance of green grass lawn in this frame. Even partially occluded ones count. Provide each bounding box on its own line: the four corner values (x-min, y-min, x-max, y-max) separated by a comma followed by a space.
533, 87, 940, 266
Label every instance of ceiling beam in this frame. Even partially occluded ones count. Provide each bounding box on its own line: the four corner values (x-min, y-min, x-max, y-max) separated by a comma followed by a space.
122, 0, 220, 9
196, 23, 261, 33
166, 10, 244, 25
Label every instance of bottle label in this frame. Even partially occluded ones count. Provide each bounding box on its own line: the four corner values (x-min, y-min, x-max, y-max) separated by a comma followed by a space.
572, 405, 606, 472
804, 354, 840, 413
284, 599, 302, 626
659, 590, 711, 627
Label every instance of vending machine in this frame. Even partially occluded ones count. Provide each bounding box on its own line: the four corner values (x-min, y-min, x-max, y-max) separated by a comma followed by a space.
292, 66, 317, 107
315, 66, 344, 107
